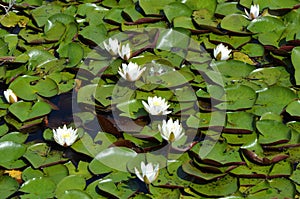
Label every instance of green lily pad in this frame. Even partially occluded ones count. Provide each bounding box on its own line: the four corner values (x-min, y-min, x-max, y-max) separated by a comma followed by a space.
209, 35, 251, 49
0, 12, 29, 28
58, 42, 84, 67
98, 178, 139, 199
190, 175, 238, 197
241, 43, 265, 57
248, 67, 283, 86
224, 112, 254, 133
44, 21, 66, 41
268, 160, 292, 177
292, 46, 300, 86
186, 111, 226, 129
193, 9, 217, 28
93, 147, 137, 172
9, 76, 58, 100
211, 60, 256, 78
0, 141, 26, 164
251, 86, 297, 116
55, 175, 86, 198
215, 2, 242, 16
256, 120, 291, 145
23, 143, 66, 168
79, 24, 107, 45
9, 101, 51, 122
215, 85, 257, 110
248, 16, 285, 34
31, 5, 62, 27
221, 14, 250, 34
290, 163, 300, 184
65, 161, 92, 179
27, 49, 56, 70
20, 177, 56, 199
245, 178, 295, 198
163, 2, 192, 23
43, 164, 69, 184
71, 132, 117, 158
0, 176, 19, 199
0, 131, 28, 144
197, 141, 243, 165
182, 160, 226, 181
286, 100, 300, 117
222, 132, 257, 145
60, 190, 92, 199
253, 0, 298, 10
139, 0, 174, 15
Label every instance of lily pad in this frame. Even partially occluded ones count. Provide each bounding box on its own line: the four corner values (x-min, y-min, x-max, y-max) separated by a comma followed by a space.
214, 85, 257, 110
190, 175, 238, 197
20, 177, 56, 199
285, 100, 300, 117
93, 147, 137, 172
256, 120, 291, 145
23, 143, 66, 168
0, 176, 19, 199
55, 175, 86, 198
9, 101, 51, 122
291, 46, 300, 86
0, 141, 26, 164
163, 2, 192, 23
220, 14, 250, 34
251, 86, 297, 116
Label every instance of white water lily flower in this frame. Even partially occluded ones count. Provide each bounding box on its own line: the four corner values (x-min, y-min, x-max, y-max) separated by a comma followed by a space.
4, 89, 17, 104
134, 161, 159, 184
244, 4, 260, 20
213, 43, 232, 61
118, 62, 146, 81
142, 96, 171, 115
53, 125, 78, 147
118, 43, 131, 60
103, 38, 120, 56
158, 118, 184, 142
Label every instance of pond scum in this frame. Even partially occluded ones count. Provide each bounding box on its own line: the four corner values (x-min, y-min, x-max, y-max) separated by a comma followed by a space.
1, 0, 300, 198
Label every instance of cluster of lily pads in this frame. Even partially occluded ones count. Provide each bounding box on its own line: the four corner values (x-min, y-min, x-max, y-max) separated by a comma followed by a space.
0, 0, 300, 198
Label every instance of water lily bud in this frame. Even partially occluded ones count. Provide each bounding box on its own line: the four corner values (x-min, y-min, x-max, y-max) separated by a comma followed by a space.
134, 161, 159, 184
158, 118, 184, 142
213, 43, 232, 61
4, 89, 18, 104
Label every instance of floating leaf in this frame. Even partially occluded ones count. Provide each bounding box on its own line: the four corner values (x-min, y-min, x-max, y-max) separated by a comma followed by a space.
251, 86, 297, 116
163, 2, 192, 23
0, 141, 26, 164
256, 120, 291, 145
221, 14, 250, 33
9, 101, 51, 122
190, 175, 238, 197
139, 0, 174, 15
215, 85, 257, 110
286, 100, 300, 117
0, 176, 19, 199
55, 175, 86, 198
23, 143, 66, 168
292, 46, 300, 86
94, 147, 137, 172
20, 177, 56, 198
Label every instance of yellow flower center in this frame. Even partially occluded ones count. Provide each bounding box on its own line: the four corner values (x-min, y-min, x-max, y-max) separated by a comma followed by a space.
153, 101, 161, 106
62, 132, 71, 139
